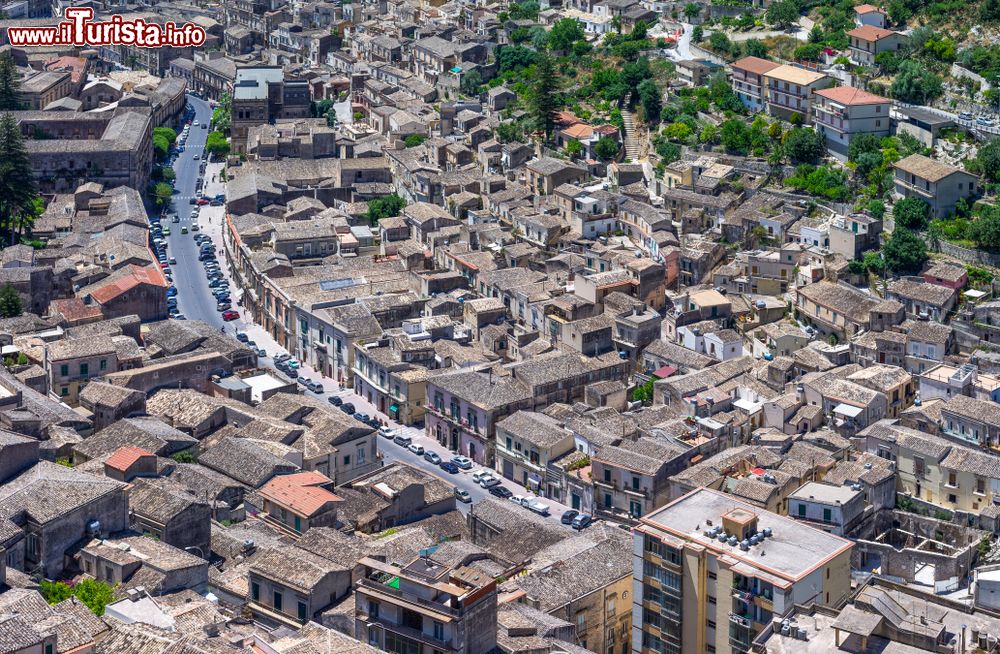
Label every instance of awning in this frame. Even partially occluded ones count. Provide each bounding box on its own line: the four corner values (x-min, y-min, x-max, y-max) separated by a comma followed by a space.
833, 403, 864, 418
528, 474, 542, 486
388, 404, 399, 413
652, 365, 677, 379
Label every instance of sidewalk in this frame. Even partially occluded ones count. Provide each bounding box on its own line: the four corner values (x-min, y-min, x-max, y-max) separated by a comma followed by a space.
195, 172, 575, 518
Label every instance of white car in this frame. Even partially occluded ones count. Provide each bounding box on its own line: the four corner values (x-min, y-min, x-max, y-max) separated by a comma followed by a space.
471, 470, 491, 484
408, 443, 425, 455
526, 499, 551, 516
378, 426, 396, 439
451, 455, 473, 469
480, 476, 501, 489
510, 495, 526, 505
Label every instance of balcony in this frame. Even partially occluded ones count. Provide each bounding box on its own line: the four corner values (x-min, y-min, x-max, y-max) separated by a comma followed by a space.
814, 110, 847, 133
357, 578, 460, 619
894, 176, 934, 199
361, 616, 452, 651
624, 486, 651, 499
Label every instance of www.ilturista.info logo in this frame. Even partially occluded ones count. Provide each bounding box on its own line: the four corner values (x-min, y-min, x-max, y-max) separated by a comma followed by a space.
7, 8, 207, 48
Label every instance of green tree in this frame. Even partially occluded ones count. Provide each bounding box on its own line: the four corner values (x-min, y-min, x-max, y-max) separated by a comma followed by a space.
744, 39, 768, 59
151, 182, 173, 207
548, 18, 585, 51
39, 581, 74, 605
496, 121, 524, 143
868, 199, 886, 221
708, 31, 732, 55
205, 131, 230, 158
793, 43, 824, 62
0, 113, 40, 246
0, 53, 20, 111
0, 284, 21, 318
890, 61, 943, 104
366, 193, 406, 225
68, 579, 115, 616
594, 136, 620, 160
565, 139, 583, 157
404, 134, 427, 148
153, 133, 170, 160
970, 206, 1000, 250
211, 92, 231, 133
783, 127, 825, 165
637, 79, 662, 124
664, 122, 692, 142
528, 51, 560, 139
848, 132, 882, 162
683, 2, 700, 20
633, 379, 655, 403
692, 25, 704, 42
977, 138, 1000, 184
720, 119, 751, 155
883, 228, 928, 274
461, 69, 483, 97
153, 127, 177, 145
766, 0, 800, 28
892, 197, 931, 231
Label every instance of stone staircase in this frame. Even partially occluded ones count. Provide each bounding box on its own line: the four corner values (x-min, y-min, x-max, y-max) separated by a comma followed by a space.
621, 108, 640, 162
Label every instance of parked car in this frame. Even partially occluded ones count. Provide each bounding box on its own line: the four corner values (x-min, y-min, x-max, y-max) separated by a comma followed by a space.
489, 485, 513, 499
340, 402, 355, 415
367, 417, 381, 429
354, 412, 370, 423
222, 310, 239, 321
424, 451, 442, 465
959, 111, 974, 121
454, 488, 472, 503
408, 443, 425, 456
571, 514, 593, 530
561, 510, 579, 525
379, 426, 396, 439
274, 353, 291, 363
216, 302, 231, 312
471, 470, 491, 484
307, 381, 323, 394
297, 377, 312, 388
393, 434, 413, 447
440, 461, 460, 474
526, 499, 550, 516
479, 476, 501, 489
330, 395, 343, 407
510, 495, 526, 506
451, 456, 473, 470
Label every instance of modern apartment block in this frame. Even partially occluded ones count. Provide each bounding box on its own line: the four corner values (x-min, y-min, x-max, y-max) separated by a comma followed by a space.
812, 85, 891, 157
730, 56, 781, 113
763, 65, 829, 124
354, 555, 498, 654
632, 488, 853, 654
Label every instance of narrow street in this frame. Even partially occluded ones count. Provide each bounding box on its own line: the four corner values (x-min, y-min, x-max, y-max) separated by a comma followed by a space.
167, 93, 579, 524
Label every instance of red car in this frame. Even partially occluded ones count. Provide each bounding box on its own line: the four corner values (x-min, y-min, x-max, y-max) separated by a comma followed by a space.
222, 310, 239, 321
196, 198, 210, 206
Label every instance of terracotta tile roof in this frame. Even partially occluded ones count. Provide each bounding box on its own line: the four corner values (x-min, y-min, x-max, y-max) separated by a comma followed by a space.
259, 471, 341, 517
854, 3, 885, 13
847, 25, 897, 41
561, 123, 594, 140
90, 265, 167, 305
104, 445, 155, 472
815, 85, 888, 106
49, 297, 103, 324
763, 64, 827, 85
732, 56, 781, 76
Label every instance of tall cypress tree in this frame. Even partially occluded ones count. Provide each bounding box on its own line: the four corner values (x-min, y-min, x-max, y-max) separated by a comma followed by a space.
0, 53, 20, 111
528, 51, 559, 141
0, 113, 39, 245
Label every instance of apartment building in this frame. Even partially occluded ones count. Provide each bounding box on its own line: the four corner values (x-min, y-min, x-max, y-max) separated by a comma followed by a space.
231, 67, 311, 154
763, 65, 829, 124
846, 25, 907, 65
44, 338, 120, 406
494, 411, 575, 495
813, 85, 891, 157
866, 421, 1000, 517
939, 394, 1000, 449
256, 471, 341, 537
893, 153, 979, 219
731, 56, 780, 113
787, 481, 865, 536
632, 488, 853, 654
354, 555, 498, 654
795, 280, 882, 340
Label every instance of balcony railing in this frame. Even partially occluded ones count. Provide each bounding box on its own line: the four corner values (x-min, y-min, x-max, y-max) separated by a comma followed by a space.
357, 578, 460, 617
